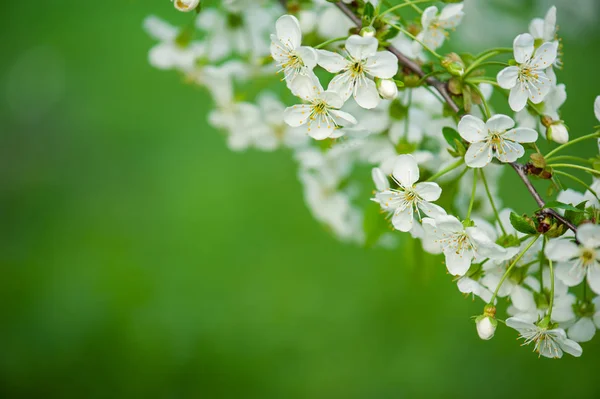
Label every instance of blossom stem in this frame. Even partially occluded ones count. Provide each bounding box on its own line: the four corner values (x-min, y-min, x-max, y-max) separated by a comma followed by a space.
545, 131, 600, 159
464, 51, 502, 77
314, 36, 348, 49
474, 47, 513, 58
546, 236, 555, 319
480, 169, 507, 236
378, 0, 430, 18
466, 78, 502, 89
385, 21, 442, 59
468, 83, 491, 119
546, 155, 593, 165
488, 235, 541, 305
548, 163, 600, 176
553, 170, 600, 201
539, 238, 546, 294
466, 169, 478, 219
426, 158, 464, 182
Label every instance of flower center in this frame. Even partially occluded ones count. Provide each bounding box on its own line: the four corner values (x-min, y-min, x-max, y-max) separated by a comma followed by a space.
350, 61, 365, 77
283, 52, 304, 71
581, 248, 596, 266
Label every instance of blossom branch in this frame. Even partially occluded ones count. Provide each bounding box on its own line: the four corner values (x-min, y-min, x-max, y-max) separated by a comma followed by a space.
333, 1, 460, 113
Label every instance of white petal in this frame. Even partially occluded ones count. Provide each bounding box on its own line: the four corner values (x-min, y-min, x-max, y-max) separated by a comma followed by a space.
415, 182, 442, 202
297, 46, 318, 70
283, 104, 311, 127
510, 285, 536, 312
438, 3, 464, 28
307, 123, 335, 140
365, 51, 399, 79
316, 49, 348, 73
588, 264, 600, 295
504, 128, 538, 143
458, 115, 486, 143
354, 78, 381, 109
527, 73, 552, 104
509, 83, 529, 112
392, 154, 420, 187
544, 7, 557, 40
345, 35, 378, 60
444, 249, 472, 276
320, 90, 344, 109
595, 96, 600, 123
555, 261, 585, 287
545, 239, 579, 261
392, 206, 414, 232
505, 317, 536, 333
485, 114, 515, 132
372, 168, 389, 191
276, 15, 301, 50
421, 6, 438, 28
513, 33, 535, 64
465, 141, 492, 168
529, 18, 545, 39
497, 66, 519, 89
568, 317, 596, 342
576, 223, 600, 249
330, 110, 357, 126
530, 42, 558, 71
327, 72, 354, 102
558, 336, 583, 357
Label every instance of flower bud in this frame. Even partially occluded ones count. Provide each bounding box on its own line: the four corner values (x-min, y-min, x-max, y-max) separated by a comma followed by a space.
377, 79, 398, 100
475, 316, 497, 340
360, 26, 376, 38
546, 122, 569, 144
441, 53, 465, 77
172, 0, 200, 12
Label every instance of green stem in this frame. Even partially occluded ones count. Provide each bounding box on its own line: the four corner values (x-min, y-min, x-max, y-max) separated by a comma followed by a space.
466, 169, 478, 219
314, 36, 347, 49
468, 83, 491, 120
553, 170, 600, 201
539, 238, 546, 294
488, 235, 540, 305
426, 158, 465, 182
465, 61, 509, 76
378, 0, 430, 17
480, 169, 507, 235
545, 131, 600, 159
474, 47, 513, 58
464, 51, 502, 77
548, 164, 600, 176
546, 155, 593, 165
386, 21, 442, 59
466, 79, 502, 89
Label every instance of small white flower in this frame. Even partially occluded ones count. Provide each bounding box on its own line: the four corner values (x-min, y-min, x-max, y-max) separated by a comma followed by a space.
568, 296, 600, 342
283, 81, 357, 140
270, 15, 318, 96
545, 224, 600, 295
423, 215, 507, 276
172, 0, 200, 12
506, 317, 582, 358
317, 35, 398, 109
497, 33, 557, 111
458, 114, 538, 168
377, 79, 398, 100
415, 4, 464, 52
373, 155, 444, 232
595, 96, 600, 123
457, 276, 494, 303
476, 316, 497, 340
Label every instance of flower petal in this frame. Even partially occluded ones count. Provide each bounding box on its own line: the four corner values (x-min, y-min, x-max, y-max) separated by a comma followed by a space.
509, 83, 529, 112
568, 317, 596, 343
354, 78, 381, 109
283, 104, 311, 127
497, 66, 519, 89
595, 96, 600, 123
555, 261, 585, 287
392, 206, 414, 232
345, 34, 378, 60
494, 139, 524, 163
415, 182, 442, 201
513, 33, 534, 64
421, 6, 438, 28
588, 264, 600, 295
531, 42, 558, 71
297, 46, 318, 69
465, 141, 492, 168
365, 51, 399, 79
372, 168, 389, 191
545, 239, 579, 261
444, 249, 472, 276
504, 127, 538, 143
392, 154, 420, 187
559, 337, 583, 357
276, 15, 301, 50
576, 223, 600, 249
330, 110, 357, 126
458, 115, 486, 143
316, 49, 348, 73
486, 114, 515, 132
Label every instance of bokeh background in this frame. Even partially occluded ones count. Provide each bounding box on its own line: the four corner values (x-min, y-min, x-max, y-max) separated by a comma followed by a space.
2, 0, 600, 397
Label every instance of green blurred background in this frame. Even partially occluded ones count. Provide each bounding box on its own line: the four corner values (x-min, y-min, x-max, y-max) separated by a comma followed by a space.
1, 0, 600, 397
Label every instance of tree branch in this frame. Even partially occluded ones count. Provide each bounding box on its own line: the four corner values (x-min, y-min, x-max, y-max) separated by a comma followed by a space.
334, 2, 460, 113
334, 1, 577, 235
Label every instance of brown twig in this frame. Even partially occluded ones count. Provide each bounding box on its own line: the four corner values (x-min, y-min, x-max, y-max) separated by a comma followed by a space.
334, 1, 577, 235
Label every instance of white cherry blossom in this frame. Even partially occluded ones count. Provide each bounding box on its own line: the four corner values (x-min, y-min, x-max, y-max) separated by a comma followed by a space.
506, 317, 582, 358
415, 4, 464, 52
270, 15, 318, 96
458, 114, 538, 168
284, 80, 357, 140
497, 33, 557, 111
422, 215, 507, 276
373, 155, 444, 232
172, 0, 199, 12
545, 224, 600, 295
317, 35, 398, 109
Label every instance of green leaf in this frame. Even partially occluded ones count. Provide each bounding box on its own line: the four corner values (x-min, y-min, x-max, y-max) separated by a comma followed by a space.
543, 201, 584, 213
565, 200, 588, 226
362, 2, 375, 24
442, 127, 462, 150
509, 212, 537, 235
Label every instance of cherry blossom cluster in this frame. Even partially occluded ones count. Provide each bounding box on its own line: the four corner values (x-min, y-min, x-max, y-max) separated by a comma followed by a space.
145, 0, 600, 358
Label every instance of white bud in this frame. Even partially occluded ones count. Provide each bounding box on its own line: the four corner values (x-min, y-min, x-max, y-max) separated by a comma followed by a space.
547, 122, 569, 144
360, 26, 376, 38
476, 316, 497, 340
377, 79, 398, 100
172, 0, 200, 12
